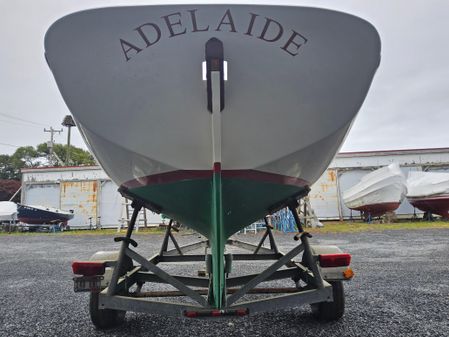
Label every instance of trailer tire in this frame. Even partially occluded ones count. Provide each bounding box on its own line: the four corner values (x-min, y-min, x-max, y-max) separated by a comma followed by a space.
311, 281, 344, 321
89, 256, 133, 330
89, 291, 126, 330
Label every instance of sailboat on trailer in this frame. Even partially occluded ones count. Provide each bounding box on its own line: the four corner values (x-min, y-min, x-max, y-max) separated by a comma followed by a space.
45, 4, 380, 307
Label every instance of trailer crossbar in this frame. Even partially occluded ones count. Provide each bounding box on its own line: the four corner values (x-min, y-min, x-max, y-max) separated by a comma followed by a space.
226, 233, 306, 306
125, 248, 209, 307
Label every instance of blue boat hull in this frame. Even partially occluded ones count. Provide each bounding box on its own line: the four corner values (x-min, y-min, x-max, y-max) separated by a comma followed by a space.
17, 204, 74, 225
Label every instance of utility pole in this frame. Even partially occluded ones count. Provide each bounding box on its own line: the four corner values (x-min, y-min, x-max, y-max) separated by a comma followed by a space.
44, 127, 63, 166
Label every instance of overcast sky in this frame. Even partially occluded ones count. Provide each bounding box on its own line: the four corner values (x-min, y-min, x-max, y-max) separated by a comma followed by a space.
1, 0, 448, 155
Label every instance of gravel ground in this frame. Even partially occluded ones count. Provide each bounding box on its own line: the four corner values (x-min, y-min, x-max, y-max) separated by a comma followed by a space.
0, 229, 448, 337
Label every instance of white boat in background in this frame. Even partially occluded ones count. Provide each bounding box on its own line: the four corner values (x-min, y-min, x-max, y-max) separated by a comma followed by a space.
343, 163, 407, 217
0, 201, 18, 223
407, 171, 449, 218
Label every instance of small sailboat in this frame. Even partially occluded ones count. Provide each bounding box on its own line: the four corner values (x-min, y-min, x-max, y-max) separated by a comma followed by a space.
343, 163, 407, 217
407, 171, 449, 218
17, 204, 74, 225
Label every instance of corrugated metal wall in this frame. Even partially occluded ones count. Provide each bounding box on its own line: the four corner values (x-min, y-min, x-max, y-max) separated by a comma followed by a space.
22, 183, 60, 208
60, 181, 98, 227
21, 171, 164, 228
99, 180, 123, 227
309, 169, 340, 219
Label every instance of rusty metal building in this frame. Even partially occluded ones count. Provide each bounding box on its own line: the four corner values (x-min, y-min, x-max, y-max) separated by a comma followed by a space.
20, 166, 163, 228
21, 148, 449, 226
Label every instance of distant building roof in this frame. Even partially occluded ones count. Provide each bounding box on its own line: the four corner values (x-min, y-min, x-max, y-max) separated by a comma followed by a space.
21, 165, 100, 173
337, 147, 449, 157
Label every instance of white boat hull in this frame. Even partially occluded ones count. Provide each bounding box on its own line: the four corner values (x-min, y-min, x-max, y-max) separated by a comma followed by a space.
0, 201, 18, 222
45, 4, 381, 245
343, 164, 407, 216
45, 4, 380, 190
407, 171, 449, 218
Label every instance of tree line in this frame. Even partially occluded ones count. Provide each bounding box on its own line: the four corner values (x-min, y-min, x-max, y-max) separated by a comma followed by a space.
0, 143, 96, 181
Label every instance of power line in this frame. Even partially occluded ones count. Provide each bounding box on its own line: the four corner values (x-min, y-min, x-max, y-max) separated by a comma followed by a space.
0, 118, 42, 129
0, 112, 47, 126
0, 142, 20, 148
0, 112, 48, 127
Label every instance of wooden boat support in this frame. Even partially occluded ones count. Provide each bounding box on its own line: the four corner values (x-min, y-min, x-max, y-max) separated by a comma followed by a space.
99, 201, 334, 317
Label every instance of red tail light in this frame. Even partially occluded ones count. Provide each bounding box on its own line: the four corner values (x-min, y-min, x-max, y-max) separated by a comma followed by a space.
319, 253, 351, 267
72, 261, 105, 276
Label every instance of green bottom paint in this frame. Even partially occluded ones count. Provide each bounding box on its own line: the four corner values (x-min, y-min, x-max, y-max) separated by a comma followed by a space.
126, 174, 306, 307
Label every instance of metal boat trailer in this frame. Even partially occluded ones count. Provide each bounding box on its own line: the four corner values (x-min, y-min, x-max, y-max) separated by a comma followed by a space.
72, 200, 354, 329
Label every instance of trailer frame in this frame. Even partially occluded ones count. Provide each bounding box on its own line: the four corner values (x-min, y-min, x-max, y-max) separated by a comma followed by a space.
79, 200, 350, 321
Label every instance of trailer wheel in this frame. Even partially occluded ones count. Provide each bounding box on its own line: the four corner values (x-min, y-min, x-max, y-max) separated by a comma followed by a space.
89, 292, 126, 330
89, 256, 133, 330
311, 281, 344, 321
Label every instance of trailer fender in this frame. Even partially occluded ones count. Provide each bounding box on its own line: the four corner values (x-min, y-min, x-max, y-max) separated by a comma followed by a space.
89, 251, 132, 288
309, 245, 343, 255
308, 245, 353, 281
